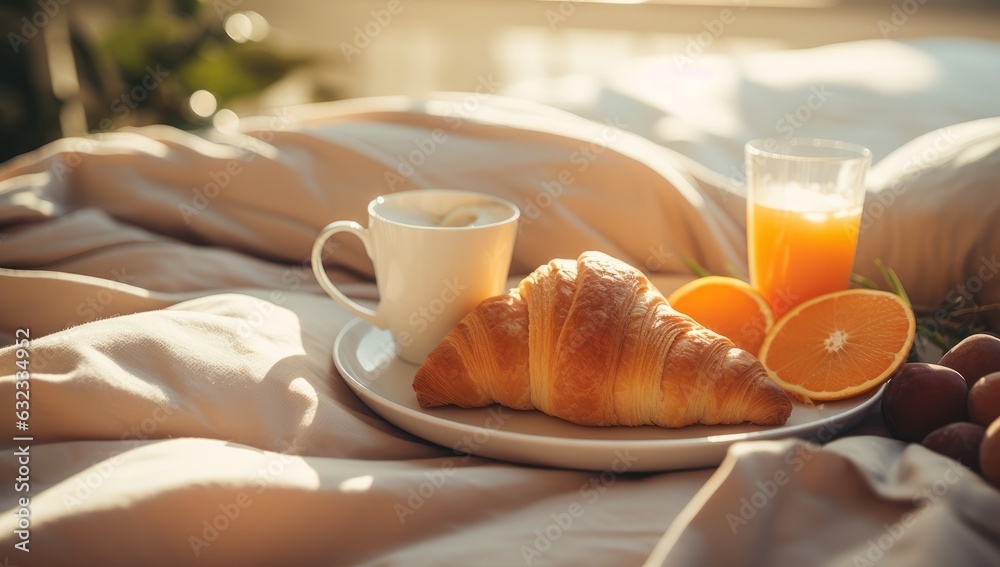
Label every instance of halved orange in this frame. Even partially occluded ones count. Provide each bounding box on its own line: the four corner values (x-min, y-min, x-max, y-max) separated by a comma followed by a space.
667, 276, 774, 356
758, 289, 916, 401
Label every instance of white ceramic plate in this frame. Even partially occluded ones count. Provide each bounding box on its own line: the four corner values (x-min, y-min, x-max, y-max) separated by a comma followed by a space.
333, 318, 883, 472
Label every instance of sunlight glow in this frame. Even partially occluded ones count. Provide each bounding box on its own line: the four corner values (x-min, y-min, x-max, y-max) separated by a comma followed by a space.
339, 475, 375, 493
742, 41, 941, 95
289, 377, 319, 429
10, 187, 55, 216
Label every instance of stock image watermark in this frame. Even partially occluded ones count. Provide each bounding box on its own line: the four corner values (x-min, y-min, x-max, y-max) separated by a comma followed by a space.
7, 0, 71, 54
877, 0, 928, 38
178, 108, 293, 224
50, 66, 172, 182
406, 278, 468, 335
107, 65, 171, 126
189, 440, 304, 556
385, 74, 502, 190
27, 266, 138, 376
720, 84, 835, 195
52, 266, 136, 345
858, 127, 958, 234
517, 117, 628, 234
393, 406, 512, 523
544, 0, 582, 28
241, 257, 317, 332
725, 419, 843, 534
774, 85, 833, 140
644, 244, 676, 273
673, 0, 751, 70
73, 267, 137, 321
12, 329, 33, 554
521, 449, 639, 565
852, 457, 966, 566
918, 254, 1000, 341
385, 128, 448, 190
942, 255, 1000, 306
61, 402, 175, 513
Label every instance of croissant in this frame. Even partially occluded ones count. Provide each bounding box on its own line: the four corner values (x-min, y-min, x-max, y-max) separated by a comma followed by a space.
412, 251, 792, 428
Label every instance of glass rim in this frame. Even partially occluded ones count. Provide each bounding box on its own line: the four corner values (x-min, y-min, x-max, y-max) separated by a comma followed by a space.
745, 138, 872, 163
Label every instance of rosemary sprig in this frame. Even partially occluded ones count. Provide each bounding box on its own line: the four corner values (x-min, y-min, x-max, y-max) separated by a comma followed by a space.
678, 253, 713, 278
850, 273, 880, 290
875, 259, 911, 308
861, 259, 998, 354
724, 263, 749, 283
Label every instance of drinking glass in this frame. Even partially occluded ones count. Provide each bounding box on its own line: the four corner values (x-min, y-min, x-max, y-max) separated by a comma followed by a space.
746, 138, 871, 318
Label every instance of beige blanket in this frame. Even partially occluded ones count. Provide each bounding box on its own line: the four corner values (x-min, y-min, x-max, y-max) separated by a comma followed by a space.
1, 90, 999, 566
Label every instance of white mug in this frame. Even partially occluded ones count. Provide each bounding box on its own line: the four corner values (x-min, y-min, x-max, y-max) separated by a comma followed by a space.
312, 189, 520, 364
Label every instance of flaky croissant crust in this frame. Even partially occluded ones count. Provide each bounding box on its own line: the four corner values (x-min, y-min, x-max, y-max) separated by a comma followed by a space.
413, 251, 792, 428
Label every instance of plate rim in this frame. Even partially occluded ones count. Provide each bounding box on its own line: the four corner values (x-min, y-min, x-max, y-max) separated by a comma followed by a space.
333, 317, 885, 451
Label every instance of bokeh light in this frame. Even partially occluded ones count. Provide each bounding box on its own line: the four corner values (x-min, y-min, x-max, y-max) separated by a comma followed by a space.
212, 108, 240, 132
224, 11, 270, 44
188, 90, 218, 118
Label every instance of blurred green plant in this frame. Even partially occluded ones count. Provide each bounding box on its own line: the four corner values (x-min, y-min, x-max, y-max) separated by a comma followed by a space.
0, 0, 317, 162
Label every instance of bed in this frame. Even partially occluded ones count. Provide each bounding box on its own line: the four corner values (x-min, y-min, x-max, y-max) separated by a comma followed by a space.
1, 37, 999, 566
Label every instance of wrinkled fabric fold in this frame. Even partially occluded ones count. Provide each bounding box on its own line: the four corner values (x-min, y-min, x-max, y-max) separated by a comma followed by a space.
644, 436, 1000, 567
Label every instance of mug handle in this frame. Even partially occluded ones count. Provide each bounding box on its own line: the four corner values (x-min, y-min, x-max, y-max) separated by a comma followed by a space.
311, 220, 384, 327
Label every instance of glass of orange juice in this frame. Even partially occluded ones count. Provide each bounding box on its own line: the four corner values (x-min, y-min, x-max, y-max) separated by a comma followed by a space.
746, 138, 871, 319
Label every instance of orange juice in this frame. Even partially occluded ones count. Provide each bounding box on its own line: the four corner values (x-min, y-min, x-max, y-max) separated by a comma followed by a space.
748, 198, 862, 318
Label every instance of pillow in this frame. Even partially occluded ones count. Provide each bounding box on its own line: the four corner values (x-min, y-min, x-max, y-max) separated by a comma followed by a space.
855, 117, 1000, 332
